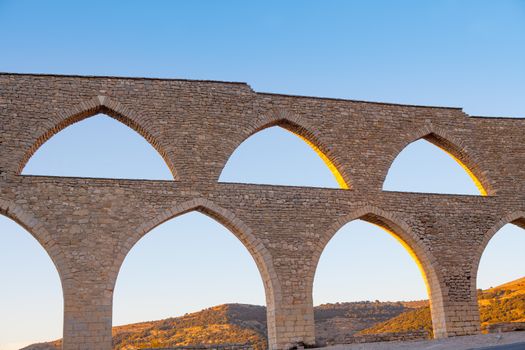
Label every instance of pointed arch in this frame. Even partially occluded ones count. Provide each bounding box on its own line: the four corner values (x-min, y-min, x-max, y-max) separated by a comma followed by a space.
385, 124, 492, 196
0, 198, 69, 284
111, 198, 281, 344
0, 198, 65, 348
310, 204, 449, 339
471, 211, 525, 293
224, 109, 350, 189
18, 96, 178, 179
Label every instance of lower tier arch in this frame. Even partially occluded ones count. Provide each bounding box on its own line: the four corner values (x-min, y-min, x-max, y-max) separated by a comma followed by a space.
309, 205, 450, 340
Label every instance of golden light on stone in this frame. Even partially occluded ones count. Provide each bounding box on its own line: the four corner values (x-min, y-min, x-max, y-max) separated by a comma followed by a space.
434, 145, 488, 196
372, 223, 432, 299
287, 129, 349, 189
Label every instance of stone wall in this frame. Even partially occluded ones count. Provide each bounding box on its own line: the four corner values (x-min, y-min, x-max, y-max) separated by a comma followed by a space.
343, 330, 430, 344
0, 73, 524, 350
487, 322, 525, 333
145, 344, 254, 350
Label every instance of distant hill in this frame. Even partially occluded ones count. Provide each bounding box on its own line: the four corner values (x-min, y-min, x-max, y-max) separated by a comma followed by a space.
359, 276, 525, 337
23, 277, 525, 349
23, 304, 267, 350
111, 303, 268, 350
314, 300, 421, 345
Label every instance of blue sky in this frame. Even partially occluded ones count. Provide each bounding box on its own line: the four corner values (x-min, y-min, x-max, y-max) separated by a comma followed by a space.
1, 1, 524, 348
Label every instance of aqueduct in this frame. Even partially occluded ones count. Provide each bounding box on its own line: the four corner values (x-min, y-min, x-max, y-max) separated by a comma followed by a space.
0, 72, 524, 349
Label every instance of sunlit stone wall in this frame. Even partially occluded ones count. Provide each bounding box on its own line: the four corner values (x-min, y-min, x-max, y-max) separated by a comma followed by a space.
0, 73, 524, 350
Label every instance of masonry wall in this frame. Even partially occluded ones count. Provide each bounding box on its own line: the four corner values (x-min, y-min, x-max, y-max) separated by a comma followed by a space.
0, 73, 524, 350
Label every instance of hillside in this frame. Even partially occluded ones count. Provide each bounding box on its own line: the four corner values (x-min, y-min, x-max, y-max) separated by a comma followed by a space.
23, 277, 525, 349
111, 304, 268, 350
314, 301, 420, 345
22, 304, 268, 350
359, 276, 525, 336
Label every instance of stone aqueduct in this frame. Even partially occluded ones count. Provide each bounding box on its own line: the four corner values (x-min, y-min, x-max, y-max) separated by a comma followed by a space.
0, 72, 524, 350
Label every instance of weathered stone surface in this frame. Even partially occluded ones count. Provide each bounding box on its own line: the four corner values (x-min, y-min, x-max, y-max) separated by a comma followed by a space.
0, 73, 524, 350
343, 330, 430, 344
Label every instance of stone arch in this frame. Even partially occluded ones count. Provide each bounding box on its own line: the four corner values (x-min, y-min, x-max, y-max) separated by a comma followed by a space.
18, 95, 178, 179
0, 198, 69, 284
0, 197, 67, 345
223, 108, 350, 189
384, 124, 493, 196
310, 204, 449, 339
110, 198, 281, 345
470, 211, 525, 294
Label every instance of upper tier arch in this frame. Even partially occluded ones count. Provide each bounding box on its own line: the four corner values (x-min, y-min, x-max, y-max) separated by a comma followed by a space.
384, 124, 494, 196
222, 108, 350, 189
17, 95, 178, 179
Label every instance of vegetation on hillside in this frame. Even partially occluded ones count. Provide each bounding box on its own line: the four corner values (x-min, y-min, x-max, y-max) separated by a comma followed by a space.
479, 277, 525, 328
359, 276, 525, 337
314, 301, 416, 345
111, 304, 267, 350
358, 305, 432, 337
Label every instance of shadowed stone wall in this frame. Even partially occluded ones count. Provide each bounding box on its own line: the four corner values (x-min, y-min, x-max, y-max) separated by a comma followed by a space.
0, 73, 523, 350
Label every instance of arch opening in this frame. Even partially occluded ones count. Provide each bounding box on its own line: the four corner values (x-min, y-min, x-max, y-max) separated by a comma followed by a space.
0, 214, 63, 350
313, 213, 438, 346
220, 125, 348, 189
383, 136, 487, 196
22, 113, 174, 180
113, 209, 270, 349
476, 218, 525, 333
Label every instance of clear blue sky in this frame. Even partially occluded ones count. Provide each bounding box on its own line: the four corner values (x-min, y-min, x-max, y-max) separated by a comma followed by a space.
1, 1, 524, 348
